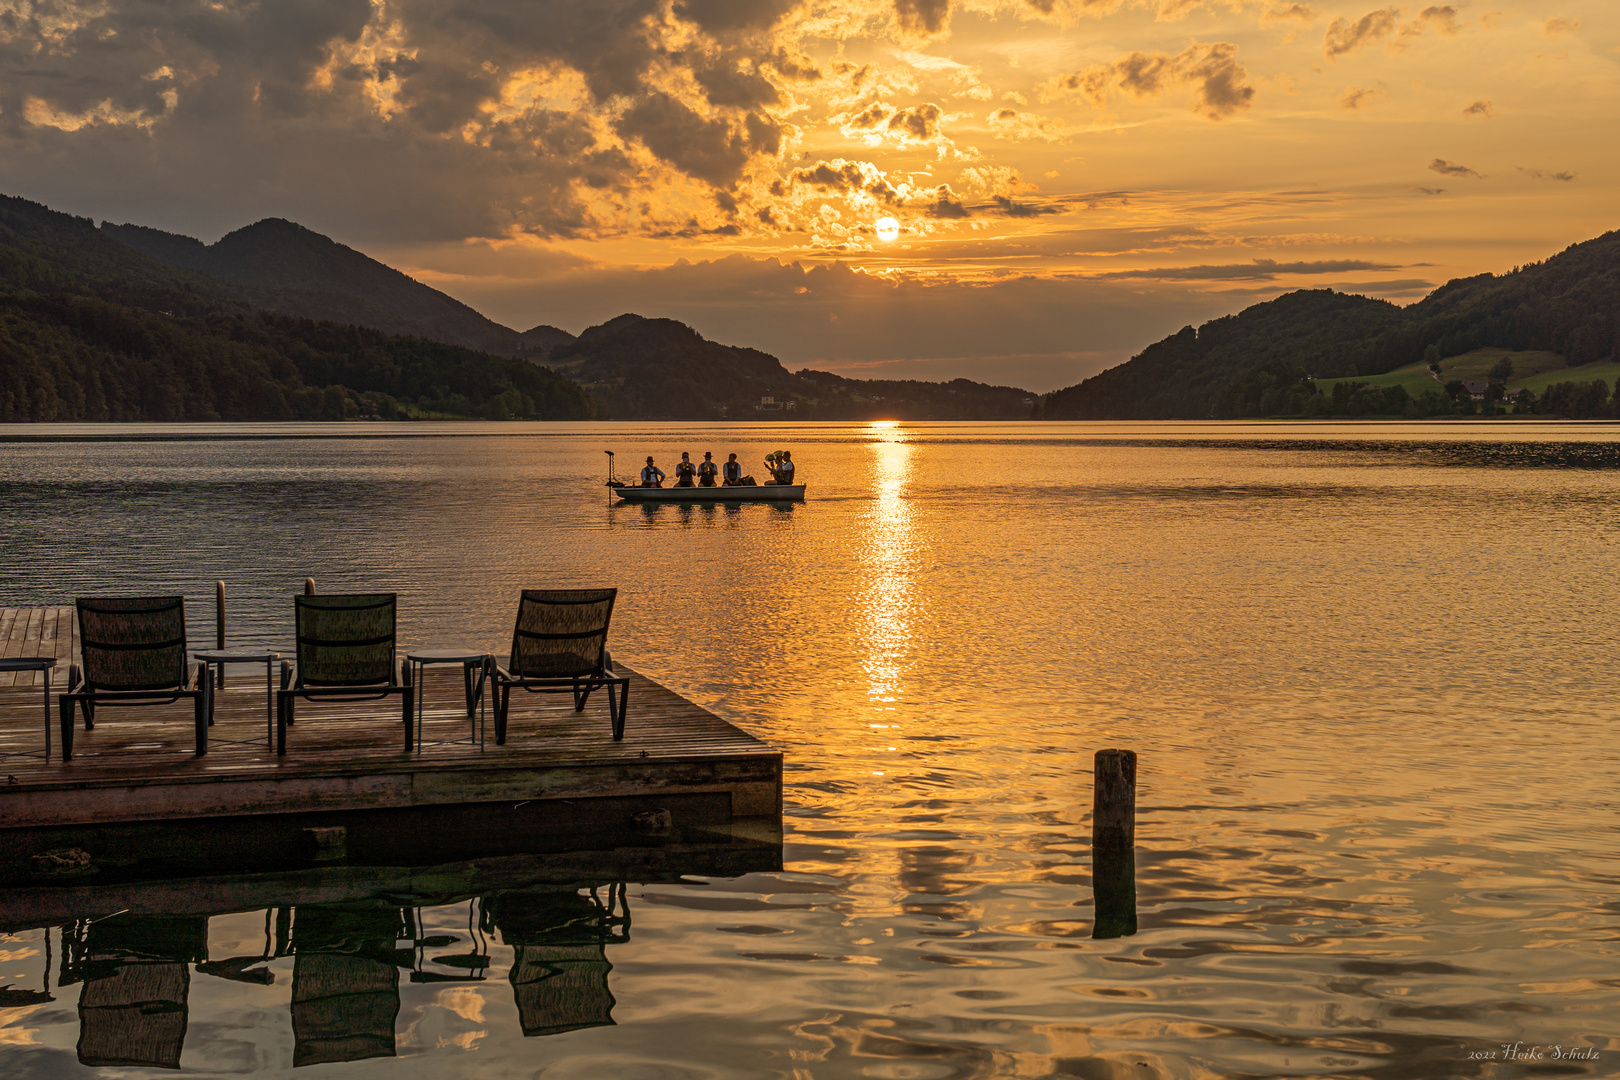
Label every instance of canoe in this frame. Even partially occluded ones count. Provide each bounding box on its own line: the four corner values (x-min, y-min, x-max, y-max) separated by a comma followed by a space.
611, 483, 806, 503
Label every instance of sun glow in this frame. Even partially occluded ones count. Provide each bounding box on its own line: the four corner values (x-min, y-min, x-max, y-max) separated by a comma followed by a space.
874, 217, 900, 243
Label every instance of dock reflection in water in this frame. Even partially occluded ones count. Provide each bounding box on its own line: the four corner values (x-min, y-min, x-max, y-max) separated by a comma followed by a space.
0, 823, 775, 1073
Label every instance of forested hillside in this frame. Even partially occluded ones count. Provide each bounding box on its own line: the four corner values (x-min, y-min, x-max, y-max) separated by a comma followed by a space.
0, 196, 593, 421
101, 217, 572, 358
1045, 230, 1620, 419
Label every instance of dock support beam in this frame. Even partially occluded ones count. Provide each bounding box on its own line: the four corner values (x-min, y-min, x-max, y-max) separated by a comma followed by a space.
1092, 747, 1137, 939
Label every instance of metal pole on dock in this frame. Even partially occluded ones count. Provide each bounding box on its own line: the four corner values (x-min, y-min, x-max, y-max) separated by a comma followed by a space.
215, 581, 226, 689
1092, 747, 1137, 939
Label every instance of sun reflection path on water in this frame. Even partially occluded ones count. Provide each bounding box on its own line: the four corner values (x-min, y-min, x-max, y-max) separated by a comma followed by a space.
858, 430, 925, 773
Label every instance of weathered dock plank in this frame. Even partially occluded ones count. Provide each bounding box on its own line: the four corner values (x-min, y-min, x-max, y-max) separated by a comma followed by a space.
0, 607, 780, 832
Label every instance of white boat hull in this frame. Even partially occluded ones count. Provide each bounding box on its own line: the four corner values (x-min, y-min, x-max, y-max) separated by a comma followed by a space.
611, 483, 806, 503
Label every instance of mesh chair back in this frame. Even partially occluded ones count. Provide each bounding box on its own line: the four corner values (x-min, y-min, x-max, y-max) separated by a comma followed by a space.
508, 589, 616, 679
77, 597, 189, 691
295, 594, 397, 687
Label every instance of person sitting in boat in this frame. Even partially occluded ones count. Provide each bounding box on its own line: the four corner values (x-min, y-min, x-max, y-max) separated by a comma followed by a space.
697, 452, 719, 487
674, 452, 698, 487
722, 453, 752, 486
640, 457, 665, 487
766, 450, 796, 485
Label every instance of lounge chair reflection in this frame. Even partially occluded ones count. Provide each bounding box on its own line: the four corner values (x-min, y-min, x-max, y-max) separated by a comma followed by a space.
64, 914, 207, 1069
482, 884, 629, 1037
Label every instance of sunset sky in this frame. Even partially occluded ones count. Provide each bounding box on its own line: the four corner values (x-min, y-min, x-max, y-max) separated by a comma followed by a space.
2, 0, 1615, 389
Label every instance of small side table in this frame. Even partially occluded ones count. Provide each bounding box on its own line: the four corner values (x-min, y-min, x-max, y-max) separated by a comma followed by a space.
405, 649, 490, 752
194, 650, 281, 749
0, 657, 56, 762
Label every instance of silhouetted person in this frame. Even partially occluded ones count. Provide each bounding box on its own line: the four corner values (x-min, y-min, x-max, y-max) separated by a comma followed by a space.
722, 454, 744, 486
697, 452, 719, 487
674, 452, 697, 487
640, 457, 665, 487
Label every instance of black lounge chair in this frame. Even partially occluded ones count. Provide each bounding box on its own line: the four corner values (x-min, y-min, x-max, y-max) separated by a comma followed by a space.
277, 593, 413, 755
491, 589, 629, 744
59, 597, 208, 762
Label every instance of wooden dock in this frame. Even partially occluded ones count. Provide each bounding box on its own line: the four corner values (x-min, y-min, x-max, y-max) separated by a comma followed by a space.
0, 607, 780, 845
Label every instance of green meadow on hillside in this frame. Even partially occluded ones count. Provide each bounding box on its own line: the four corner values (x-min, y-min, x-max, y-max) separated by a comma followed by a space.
1312, 366, 1447, 401
1510, 361, 1620, 394
1313, 348, 1606, 401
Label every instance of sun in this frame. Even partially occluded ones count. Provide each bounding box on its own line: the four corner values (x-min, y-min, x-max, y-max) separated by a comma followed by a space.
875, 216, 900, 243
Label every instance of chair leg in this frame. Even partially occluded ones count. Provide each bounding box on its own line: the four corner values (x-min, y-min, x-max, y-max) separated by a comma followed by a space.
402, 685, 414, 753
82, 697, 94, 730
463, 662, 476, 718
573, 678, 589, 712
495, 685, 509, 746
277, 693, 291, 756
59, 695, 75, 762
611, 680, 628, 741
194, 692, 208, 757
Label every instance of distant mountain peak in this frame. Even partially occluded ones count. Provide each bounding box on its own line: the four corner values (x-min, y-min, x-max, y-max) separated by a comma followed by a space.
100, 215, 576, 360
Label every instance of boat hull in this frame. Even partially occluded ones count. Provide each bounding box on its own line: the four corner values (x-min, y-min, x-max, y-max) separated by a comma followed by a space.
612, 484, 806, 503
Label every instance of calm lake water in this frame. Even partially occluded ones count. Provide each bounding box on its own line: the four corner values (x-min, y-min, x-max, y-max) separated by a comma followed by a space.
1, 421, 1617, 1078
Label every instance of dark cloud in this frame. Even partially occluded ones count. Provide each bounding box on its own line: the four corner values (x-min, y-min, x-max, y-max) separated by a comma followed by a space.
694, 61, 780, 111
1415, 5, 1459, 34
1098, 258, 1403, 280
1059, 42, 1254, 120
1518, 167, 1576, 181
887, 102, 943, 141
1428, 158, 1481, 178
1324, 9, 1399, 58
1463, 99, 1493, 119
1417, 186, 1446, 195
926, 187, 971, 218
0, 0, 805, 241
675, 0, 802, 34
618, 92, 759, 187
993, 196, 1061, 217
790, 160, 904, 205
1262, 2, 1317, 23
894, 0, 951, 36
1338, 86, 1384, 110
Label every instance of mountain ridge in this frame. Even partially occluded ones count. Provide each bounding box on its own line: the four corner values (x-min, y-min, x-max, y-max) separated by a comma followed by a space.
1, 192, 1039, 421
100, 217, 572, 358
1043, 229, 1620, 419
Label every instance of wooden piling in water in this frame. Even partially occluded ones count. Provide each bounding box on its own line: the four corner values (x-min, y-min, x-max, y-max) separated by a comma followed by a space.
304, 578, 316, 596
1091, 747, 1137, 939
